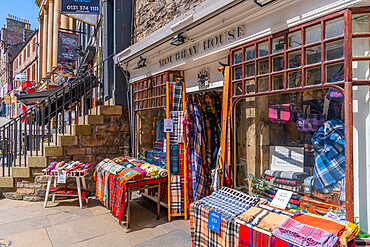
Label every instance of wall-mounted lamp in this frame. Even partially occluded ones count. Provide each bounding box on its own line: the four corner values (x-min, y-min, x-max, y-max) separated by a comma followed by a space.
170, 33, 185, 46
254, 0, 277, 7
133, 56, 146, 70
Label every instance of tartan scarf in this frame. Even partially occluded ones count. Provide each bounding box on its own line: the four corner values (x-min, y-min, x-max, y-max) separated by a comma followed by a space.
169, 81, 183, 111
170, 175, 182, 214
49, 187, 90, 199
169, 111, 180, 144
170, 144, 179, 175
312, 118, 345, 193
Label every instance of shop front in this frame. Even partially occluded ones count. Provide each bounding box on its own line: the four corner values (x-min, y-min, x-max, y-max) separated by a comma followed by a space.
114, 0, 369, 243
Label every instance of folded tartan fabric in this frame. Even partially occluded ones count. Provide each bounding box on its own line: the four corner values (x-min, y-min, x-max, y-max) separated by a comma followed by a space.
116, 168, 143, 182
96, 159, 126, 175
271, 183, 302, 192
132, 166, 147, 176
139, 163, 160, 177
272, 218, 339, 247
49, 186, 91, 199
158, 167, 168, 178
264, 170, 309, 180
264, 189, 301, 201
170, 144, 179, 175
238, 206, 289, 233
292, 213, 346, 238
264, 176, 303, 186
261, 191, 300, 206
170, 175, 182, 214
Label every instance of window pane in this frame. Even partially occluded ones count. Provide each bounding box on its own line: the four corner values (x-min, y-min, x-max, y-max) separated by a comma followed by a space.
258, 41, 269, 57
233, 66, 243, 80
245, 63, 255, 77
288, 71, 302, 88
288, 51, 302, 68
306, 67, 322, 85
272, 55, 284, 72
245, 79, 255, 94
306, 45, 322, 64
233, 49, 243, 64
305, 24, 321, 44
353, 61, 370, 80
258, 59, 269, 75
272, 37, 285, 53
326, 39, 344, 61
258, 77, 269, 92
325, 17, 344, 39
234, 82, 243, 96
272, 74, 284, 90
353, 38, 370, 57
245, 46, 255, 61
288, 30, 302, 49
327, 63, 344, 83
352, 14, 370, 33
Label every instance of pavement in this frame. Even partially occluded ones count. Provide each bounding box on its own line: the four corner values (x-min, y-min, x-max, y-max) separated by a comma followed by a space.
0, 195, 192, 247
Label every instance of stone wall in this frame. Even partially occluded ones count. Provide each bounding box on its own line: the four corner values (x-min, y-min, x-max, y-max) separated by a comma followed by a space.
133, 0, 206, 43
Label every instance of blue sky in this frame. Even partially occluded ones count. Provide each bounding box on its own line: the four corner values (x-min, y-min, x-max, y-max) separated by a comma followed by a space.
0, 0, 39, 31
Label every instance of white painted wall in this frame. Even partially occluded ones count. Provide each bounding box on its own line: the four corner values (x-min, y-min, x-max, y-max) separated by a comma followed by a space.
353, 85, 370, 233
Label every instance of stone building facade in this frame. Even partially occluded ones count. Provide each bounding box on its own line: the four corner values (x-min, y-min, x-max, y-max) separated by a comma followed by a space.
133, 0, 206, 43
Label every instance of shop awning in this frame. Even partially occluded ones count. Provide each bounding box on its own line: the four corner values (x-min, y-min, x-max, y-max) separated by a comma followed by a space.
17, 88, 61, 105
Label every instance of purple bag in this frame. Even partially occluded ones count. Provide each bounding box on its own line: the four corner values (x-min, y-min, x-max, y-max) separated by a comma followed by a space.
296, 112, 325, 132
268, 104, 292, 124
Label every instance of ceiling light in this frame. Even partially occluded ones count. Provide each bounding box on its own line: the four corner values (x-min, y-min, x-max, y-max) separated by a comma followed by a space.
170, 33, 185, 46
254, 0, 277, 7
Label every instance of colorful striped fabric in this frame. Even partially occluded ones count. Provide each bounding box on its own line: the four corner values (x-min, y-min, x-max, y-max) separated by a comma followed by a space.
170, 175, 182, 214
169, 81, 183, 111
49, 186, 90, 199
264, 176, 301, 186
264, 170, 308, 180
170, 144, 179, 175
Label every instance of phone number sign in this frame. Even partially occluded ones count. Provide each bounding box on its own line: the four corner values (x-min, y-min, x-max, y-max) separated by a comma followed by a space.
61, 0, 99, 14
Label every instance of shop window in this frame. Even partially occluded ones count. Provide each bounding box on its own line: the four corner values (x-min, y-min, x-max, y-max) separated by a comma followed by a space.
258, 41, 269, 57
258, 77, 269, 92
326, 63, 344, 83
305, 24, 321, 44
288, 51, 302, 68
352, 37, 370, 57
245, 79, 255, 94
272, 55, 284, 72
245, 63, 255, 78
272, 37, 284, 53
234, 82, 243, 95
352, 14, 370, 33
272, 74, 284, 90
245, 46, 255, 61
258, 59, 269, 75
306, 45, 322, 64
353, 61, 370, 80
288, 30, 302, 49
288, 71, 302, 88
233, 49, 243, 64
326, 40, 344, 61
234, 88, 346, 213
306, 67, 322, 85
233, 66, 243, 80
325, 17, 344, 39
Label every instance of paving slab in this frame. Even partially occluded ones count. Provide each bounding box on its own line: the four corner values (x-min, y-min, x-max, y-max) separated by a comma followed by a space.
46, 207, 95, 226
133, 229, 192, 247
2, 228, 53, 247
0, 215, 51, 237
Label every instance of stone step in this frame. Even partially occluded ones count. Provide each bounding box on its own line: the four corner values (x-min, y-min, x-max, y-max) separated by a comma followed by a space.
97, 105, 122, 115
65, 125, 91, 135
44, 146, 63, 157
57, 135, 78, 146
28, 156, 48, 168
78, 115, 104, 125
12, 167, 30, 178
0, 177, 14, 188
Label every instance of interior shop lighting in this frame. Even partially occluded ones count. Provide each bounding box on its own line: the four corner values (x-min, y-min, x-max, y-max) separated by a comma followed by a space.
254, 0, 277, 7
170, 33, 185, 46
133, 56, 147, 70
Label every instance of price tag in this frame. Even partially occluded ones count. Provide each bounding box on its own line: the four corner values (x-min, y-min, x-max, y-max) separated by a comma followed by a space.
164, 119, 173, 133
207, 211, 221, 233
57, 171, 67, 184
270, 189, 293, 209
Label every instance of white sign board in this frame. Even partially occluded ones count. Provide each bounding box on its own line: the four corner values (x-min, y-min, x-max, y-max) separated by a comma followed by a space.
270, 189, 293, 209
269, 146, 304, 172
14, 73, 26, 82
57, 171, 67, 184
164, 119, 173, 133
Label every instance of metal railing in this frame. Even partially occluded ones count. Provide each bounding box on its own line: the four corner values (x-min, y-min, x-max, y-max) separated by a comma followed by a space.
0, 71, 103, 177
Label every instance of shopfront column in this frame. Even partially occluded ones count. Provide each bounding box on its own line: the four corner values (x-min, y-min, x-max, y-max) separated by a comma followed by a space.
52, 0, 60, 68
47, 0, 54, 74
42, 9, 48, 79
69, 17, 74, 32
61, 14, 68, 29
38, 16, 43, 82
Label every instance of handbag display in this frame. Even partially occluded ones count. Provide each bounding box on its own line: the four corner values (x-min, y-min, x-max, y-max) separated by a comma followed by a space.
268, 104, 292, 124
296, 105, 325, 132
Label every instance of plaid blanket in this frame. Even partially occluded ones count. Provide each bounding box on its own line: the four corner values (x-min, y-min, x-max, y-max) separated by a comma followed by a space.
272, 218, 339, 247
116, 168, 143, 182
49, 186, 90, 199
178, 144, 184, 175
169, 81, 183, 111
312, 118, 345, 193
170, 111, 180, 144
170, 175, 182, 214
178, 111, 184, 143
264, 170, 308, 180
170, 144, 179, 175
264, 176, 301, 186
94, 170, 110, 206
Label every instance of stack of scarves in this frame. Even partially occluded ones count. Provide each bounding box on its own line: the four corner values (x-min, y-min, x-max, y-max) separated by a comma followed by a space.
49, 187, 91, 199
264, 170, 308, 192
45, 161, 91, 175
260, 189, 301, 207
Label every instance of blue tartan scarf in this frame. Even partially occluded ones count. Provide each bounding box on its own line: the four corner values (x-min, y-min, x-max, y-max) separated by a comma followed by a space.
312, 118, 345, 193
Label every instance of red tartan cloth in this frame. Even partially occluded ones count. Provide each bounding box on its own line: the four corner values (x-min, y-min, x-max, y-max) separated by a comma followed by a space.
49, 186, 91, 199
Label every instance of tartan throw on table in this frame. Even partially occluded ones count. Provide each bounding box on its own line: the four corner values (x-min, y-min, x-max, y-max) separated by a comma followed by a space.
169, 81, 183, 111
170, 144, 179, 175
312, 118, 345, 193
49, 187, 91, 199
170, 175, 182, 214
272, 218, 339, 247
